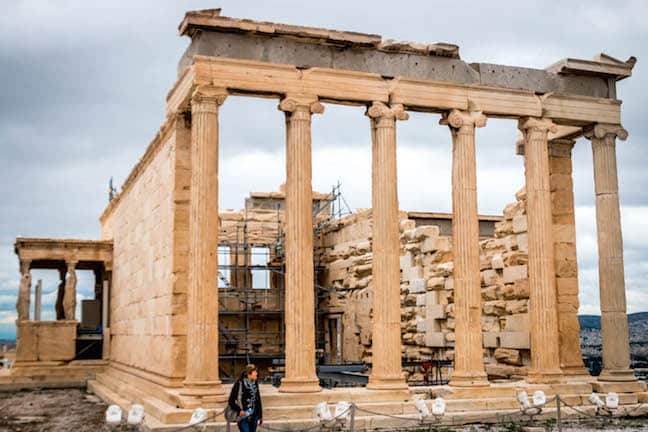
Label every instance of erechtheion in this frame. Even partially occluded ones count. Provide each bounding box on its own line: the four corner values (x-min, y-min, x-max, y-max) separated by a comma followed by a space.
2, 8, 644, 429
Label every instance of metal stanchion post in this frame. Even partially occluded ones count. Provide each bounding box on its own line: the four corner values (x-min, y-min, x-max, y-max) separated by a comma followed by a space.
349, 403, 355, 432
556, 394, 562, 432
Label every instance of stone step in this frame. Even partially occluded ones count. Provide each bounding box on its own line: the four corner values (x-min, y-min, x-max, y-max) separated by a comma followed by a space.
592, 381, 647, 393
257, 386, 410, 407
98, 366, 182, 408
90, 377, 200, 425
429, 381, 594, 399
88, 379, 132, 410
86, 373, 642, 428
0, 363, 105, 391
95, 370, 152, 405
123, 403, 648, 432
11, 365, 94, 374
87, 379, 648, 430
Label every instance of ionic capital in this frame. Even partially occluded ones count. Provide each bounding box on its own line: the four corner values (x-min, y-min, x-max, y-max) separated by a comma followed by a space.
191, 86, 228, 113
278, 94, 324, 116
583, 123, 628, 142
518, 117, 558, 135
440, 109, 487, 130
366, 102, 409, 122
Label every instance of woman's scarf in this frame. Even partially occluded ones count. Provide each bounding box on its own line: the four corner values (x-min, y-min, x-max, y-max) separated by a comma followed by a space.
243, 378, 258, 411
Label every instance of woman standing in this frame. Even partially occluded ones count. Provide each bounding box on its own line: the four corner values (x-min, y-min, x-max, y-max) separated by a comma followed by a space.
228, 364, 263, 432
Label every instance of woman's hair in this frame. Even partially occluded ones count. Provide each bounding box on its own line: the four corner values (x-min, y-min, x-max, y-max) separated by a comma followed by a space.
242, 363, 257, 378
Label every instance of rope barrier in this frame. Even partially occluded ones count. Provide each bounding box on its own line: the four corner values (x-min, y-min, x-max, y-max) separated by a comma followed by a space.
260, 406, 352, 432
353, 405, 421, 423
171, 408, 226, 432
560, 398, 608, 420
620, 401, 648, 416
162, 392, 648, 432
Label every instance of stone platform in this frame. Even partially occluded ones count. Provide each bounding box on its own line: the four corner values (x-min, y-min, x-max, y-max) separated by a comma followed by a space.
85, 369, 648, 431
0, 359, 108, 391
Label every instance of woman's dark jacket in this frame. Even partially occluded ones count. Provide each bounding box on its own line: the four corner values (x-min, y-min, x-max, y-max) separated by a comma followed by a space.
228, 378, 263, 420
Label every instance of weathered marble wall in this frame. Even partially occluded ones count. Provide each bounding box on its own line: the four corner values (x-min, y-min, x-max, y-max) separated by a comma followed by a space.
101, 119, 188, 384
317, 189, 541, 381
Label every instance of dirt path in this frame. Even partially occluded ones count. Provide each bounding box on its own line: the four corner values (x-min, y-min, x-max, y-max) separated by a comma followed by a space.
0, 388, 111, 432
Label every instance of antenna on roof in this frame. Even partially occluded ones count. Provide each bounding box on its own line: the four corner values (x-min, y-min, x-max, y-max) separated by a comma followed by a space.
108, 177, 118, 202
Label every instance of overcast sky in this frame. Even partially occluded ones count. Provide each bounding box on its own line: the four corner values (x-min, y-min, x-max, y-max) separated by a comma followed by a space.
0, 1, 646, 339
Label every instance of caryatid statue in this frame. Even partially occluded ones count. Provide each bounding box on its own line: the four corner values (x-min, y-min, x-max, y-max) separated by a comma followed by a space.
63, 261, 78, 320
16, 260, 31, 321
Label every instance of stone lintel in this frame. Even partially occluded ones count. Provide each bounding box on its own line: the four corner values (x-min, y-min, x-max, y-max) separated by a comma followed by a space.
546, 54, 636, 81
14, 238, 113, 269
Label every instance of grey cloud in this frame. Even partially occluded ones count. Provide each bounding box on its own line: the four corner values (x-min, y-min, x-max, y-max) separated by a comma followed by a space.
1, 0, 647, 338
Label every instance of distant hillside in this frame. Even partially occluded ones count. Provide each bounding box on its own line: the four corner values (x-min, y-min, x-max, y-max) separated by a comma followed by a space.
579, 315, 601, 330
579, 312, 648, 330
0, 339, 16, 350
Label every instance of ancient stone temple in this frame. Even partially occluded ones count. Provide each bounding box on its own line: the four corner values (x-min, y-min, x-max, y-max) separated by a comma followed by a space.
2, 8, 645, 430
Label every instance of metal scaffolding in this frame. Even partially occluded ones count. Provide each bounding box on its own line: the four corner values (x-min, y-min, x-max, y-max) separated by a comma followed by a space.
218, 184, 351, 382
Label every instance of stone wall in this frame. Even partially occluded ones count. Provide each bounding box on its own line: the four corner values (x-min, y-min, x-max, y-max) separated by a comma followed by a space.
317, 190, 539, 381
99, 127, 578, 384
100, 117, 188, 384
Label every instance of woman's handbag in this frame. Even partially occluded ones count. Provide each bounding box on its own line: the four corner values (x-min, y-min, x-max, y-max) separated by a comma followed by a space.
224, 381, 243, 423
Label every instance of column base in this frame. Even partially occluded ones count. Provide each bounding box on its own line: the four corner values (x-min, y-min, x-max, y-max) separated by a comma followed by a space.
179, 380, 227, 408
527, 369, 563, 384
449, 371, 490, 387
561, 365, 591, 378
598, 368, 637, 382
279, 377, 321, 393
367, 374, 408, 391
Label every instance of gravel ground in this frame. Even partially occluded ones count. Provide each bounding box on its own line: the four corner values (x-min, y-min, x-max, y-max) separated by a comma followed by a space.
0, 389, 647, 431
0, 388, 113, 432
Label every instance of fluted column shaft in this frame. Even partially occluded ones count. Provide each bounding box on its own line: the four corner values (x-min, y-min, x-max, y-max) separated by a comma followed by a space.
279, 95, 323, 393
443, 109, 489, 387
585, 124, 635, 382
182, 86, 227, 402
519, 117, 562, 383
366, 102, 408, 390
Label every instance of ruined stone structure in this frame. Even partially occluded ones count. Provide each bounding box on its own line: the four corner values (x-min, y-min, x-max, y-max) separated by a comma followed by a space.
2, 8, 645, 430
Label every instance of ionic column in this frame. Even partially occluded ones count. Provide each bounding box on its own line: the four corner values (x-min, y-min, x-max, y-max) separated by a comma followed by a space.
278, 94, 323, 393
442, 108, 489, 387
518, 117, 562, 383
548, 139, 587, 376
181, 86, 228, 404
16, 260, 31, 321
584, 124, 636, 382
366, 101, 408, 390
63, 260, 77, 320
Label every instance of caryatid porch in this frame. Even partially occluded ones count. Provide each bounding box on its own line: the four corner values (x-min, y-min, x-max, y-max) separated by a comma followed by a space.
13, 238, 113, 365
171, 10, 641, 404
